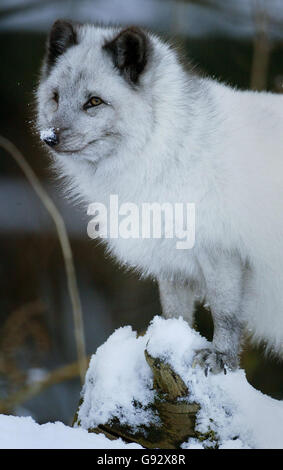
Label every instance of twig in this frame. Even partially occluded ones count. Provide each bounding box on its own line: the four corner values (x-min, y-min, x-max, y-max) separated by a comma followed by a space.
0, 356, 91, 414
250, 0, 271, 91
0, 135, 87, 384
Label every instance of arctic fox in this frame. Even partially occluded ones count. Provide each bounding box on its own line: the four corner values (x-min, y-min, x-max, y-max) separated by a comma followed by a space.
37, 20, 283, 374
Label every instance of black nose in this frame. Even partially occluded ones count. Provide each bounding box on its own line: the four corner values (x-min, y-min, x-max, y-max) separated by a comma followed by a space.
43, 131, 59, 147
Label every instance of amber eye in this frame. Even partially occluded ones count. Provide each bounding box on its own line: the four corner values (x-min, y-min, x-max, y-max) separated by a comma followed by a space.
84, 96, 104, 109
90, 96, 102, 106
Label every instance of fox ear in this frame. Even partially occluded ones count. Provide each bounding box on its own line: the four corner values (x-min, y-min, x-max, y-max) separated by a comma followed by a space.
46, 19, 77, 72
103, 27, 149, 84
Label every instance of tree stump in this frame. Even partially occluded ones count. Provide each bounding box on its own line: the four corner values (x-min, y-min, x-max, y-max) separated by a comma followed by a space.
74, 348, 202, 449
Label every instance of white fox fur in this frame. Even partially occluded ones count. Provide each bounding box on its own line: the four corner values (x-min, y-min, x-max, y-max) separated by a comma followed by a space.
37, 21, 283, 372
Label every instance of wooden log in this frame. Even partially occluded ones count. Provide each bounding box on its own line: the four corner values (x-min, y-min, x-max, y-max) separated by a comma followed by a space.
74, 348, 206, 449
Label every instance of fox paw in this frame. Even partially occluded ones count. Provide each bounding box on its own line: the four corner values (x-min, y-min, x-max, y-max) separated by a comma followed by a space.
192, 348, 238, 375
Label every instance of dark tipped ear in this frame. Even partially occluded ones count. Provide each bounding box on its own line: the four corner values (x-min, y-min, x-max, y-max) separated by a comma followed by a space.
103, 27, 149, 84
46, 20, 77, 72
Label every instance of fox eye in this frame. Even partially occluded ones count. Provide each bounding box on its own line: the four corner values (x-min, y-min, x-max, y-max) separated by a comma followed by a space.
84, 96, 104, 109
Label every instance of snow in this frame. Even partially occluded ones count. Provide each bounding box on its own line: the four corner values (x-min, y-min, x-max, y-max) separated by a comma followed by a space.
78, 316, 283, 449
2, 316, 283, 449
0, 414, 142, 449
78, 326, 158, 430
26, 368, 48, 385
40, 128, 56, 142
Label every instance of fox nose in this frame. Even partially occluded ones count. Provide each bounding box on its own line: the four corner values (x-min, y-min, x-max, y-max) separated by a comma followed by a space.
42, 129, 59, 148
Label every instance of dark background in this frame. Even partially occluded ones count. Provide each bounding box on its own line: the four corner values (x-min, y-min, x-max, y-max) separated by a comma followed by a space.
0, 0, 283, 425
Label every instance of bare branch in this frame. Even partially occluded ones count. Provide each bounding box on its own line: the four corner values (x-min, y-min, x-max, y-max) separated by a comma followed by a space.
0, 356, 91, 414
0, 136, 87, 384
250, 0, 271, 91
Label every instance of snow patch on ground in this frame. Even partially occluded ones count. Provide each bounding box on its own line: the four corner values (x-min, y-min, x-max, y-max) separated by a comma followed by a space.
0, 414, 142, 449
78, 316, 283, 449
26, 368, 48, 385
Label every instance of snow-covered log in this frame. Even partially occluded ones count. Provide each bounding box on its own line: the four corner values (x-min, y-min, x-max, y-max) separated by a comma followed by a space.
73, 317, 283, 449
75, 350, 200, 448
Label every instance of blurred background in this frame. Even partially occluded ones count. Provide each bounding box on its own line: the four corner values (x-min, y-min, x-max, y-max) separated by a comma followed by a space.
1, 0, 283, 426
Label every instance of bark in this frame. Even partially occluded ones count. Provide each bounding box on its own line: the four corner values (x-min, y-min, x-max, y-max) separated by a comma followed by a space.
73, 348, 211, 449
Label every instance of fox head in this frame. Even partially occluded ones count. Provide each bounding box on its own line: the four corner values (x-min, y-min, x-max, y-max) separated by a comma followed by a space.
36, 20, 193, 170
37, 20, 161, 165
